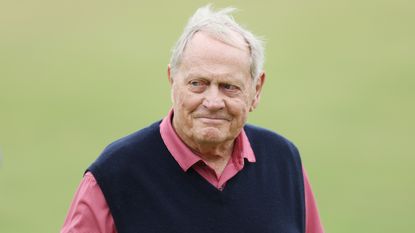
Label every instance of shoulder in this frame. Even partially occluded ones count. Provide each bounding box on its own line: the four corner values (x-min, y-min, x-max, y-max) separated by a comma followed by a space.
244, 124, 306, 172
88, 121, 163, 170
244, 124, 299, 152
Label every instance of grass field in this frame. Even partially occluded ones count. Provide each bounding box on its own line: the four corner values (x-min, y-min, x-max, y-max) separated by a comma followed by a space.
1, 0, 414, 232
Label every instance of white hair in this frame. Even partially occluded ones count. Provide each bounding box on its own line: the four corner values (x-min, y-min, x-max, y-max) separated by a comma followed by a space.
169, 5, 265, 81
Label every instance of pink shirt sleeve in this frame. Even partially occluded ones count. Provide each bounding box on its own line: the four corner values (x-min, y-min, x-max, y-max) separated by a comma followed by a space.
60, 172, 117, 233
61, 171, 324, 233
303, 167, 325, 233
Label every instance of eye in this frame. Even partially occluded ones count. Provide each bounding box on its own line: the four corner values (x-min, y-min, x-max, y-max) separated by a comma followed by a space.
221, 83, 239, 92
188, 79, 207, 93
190, 80, 203, 86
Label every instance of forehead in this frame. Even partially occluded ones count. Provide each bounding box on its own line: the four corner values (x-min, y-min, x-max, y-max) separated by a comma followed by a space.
178, 32, 251, 80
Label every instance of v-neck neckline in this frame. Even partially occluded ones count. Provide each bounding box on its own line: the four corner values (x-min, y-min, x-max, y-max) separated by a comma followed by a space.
157, 126, 247, 199
181, 162, 251, 201
187, 168, 230, 194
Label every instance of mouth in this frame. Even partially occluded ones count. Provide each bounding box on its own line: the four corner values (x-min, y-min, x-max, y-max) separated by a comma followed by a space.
194, 116, 230, 123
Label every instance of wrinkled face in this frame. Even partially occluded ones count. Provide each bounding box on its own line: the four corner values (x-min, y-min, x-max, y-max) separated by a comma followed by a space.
169, 32, 264, 147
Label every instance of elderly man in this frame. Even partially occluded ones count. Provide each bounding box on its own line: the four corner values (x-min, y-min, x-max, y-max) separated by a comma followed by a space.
61, 5, 324, 233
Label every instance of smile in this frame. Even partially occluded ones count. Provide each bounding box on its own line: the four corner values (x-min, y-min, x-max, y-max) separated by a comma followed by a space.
195, 116, 230, 124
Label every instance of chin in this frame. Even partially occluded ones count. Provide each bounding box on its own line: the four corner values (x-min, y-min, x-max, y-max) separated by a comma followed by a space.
194, 127, 227, 144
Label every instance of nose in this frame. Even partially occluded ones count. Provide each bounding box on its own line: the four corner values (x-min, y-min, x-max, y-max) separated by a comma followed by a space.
202, 86, 225, 111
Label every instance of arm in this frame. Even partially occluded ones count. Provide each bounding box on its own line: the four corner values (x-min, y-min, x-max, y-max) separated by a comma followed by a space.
61, 172, 117, 233
303, 167, 325, 233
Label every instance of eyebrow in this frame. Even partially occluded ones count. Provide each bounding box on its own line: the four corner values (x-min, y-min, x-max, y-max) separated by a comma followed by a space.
185, 73, 246, 88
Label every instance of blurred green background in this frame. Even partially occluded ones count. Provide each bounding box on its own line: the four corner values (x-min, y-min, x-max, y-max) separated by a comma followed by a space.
1, 0, 414, 232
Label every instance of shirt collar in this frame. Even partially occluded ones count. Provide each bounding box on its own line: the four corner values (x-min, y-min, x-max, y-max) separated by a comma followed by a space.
159, 109, 256, 172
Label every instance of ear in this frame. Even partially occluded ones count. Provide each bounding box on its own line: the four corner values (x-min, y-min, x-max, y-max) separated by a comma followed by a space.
167, 64, 173, 85
168, 64, 177, 104
250, 72, 266, 112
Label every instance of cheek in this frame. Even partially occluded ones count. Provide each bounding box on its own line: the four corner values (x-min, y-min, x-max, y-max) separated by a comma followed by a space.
173, 88, 202, 113
227, 99, 250, 121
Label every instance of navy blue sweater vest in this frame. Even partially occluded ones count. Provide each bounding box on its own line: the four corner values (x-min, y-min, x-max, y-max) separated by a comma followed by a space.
88, 121, 305, 233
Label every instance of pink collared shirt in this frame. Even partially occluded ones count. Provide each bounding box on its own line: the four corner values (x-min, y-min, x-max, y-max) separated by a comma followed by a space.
61, 111, 324, 233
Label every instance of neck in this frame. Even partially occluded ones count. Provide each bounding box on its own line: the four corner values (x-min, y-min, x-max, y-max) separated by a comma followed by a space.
189, 140, 234, 163
181, 136, 234, 177
172, 120, 234, 165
